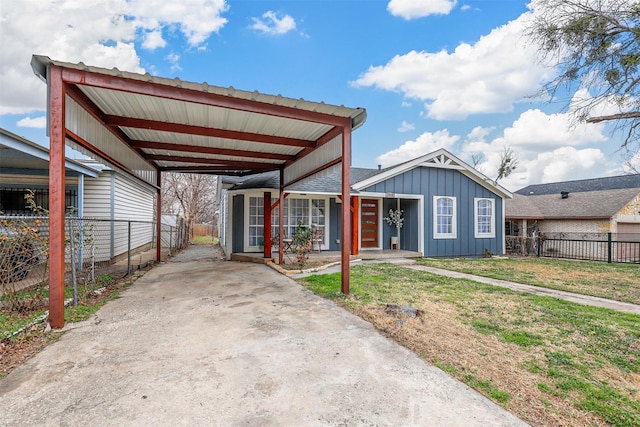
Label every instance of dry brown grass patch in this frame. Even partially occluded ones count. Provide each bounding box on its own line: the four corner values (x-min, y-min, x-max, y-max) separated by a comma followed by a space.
354, 300, 612, 427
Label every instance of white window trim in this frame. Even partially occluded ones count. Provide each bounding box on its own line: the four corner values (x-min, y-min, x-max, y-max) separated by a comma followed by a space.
474, 197, 495, 239
244, 193, 330, 252
433, 196, 457, 239
246, 195, 266, 251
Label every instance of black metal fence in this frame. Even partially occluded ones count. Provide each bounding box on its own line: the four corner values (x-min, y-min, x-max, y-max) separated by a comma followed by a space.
0, 216, 187, 305
506, 233, 640, 264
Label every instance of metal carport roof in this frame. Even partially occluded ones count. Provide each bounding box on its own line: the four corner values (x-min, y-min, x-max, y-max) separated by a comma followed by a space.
31, 55, 366, 328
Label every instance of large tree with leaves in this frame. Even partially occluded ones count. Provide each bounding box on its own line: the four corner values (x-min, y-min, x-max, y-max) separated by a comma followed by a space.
526, 0, 640, 158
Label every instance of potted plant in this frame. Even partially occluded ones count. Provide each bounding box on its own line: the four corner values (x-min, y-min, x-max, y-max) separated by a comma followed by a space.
384, 208, 403, 249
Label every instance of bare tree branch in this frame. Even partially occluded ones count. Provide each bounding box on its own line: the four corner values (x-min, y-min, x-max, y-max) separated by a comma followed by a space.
586, 111, 640, 123
526, 0, 640, 156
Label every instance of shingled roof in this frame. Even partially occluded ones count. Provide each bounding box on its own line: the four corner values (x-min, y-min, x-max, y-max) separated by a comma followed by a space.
507, 174, 640, 220
516, 174, 640, 195
221, 167, 387, 193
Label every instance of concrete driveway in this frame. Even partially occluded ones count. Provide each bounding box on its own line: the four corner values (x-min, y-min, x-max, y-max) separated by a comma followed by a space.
0, 245, 527, 426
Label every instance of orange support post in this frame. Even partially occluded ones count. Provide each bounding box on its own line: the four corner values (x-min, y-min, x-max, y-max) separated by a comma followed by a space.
351, 196, 359, 255
48, 65, 66, 329
156, 171, 162, 263
264, 192, 272, 258
341, 125, 352, 294
278, 169, 285, 265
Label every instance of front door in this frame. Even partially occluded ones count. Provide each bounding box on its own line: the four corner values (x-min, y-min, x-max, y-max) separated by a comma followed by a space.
360, 199, 379, 248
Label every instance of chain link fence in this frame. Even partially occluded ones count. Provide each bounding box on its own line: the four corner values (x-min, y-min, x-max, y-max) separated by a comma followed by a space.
0, 215, 186, 311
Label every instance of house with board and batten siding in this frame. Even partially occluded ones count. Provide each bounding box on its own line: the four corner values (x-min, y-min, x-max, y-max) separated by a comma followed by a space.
219, 148, 512, 260
0, 127, 156, 262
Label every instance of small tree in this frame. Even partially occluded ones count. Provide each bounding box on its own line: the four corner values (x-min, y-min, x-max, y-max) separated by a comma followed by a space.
495, 146, 519, 183
292, 221, 313, 268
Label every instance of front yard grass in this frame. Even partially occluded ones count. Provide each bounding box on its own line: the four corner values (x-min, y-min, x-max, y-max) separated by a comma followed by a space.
297, 264, 640, 427
417, 257, 640, 305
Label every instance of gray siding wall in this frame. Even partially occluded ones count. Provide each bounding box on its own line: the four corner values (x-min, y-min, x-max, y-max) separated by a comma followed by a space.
329, 198, 341, 251
232, 195, 244, 253
83, 172, 113, 217
364, 167, 503, 257
83, 171, 155, 261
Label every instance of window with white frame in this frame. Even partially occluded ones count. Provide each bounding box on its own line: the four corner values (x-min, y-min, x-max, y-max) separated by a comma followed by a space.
248, 197, 264, 247
474, 198, 495, 238
289, 198, 309, 235
267, 197, 327, 245
433, 196, 457, 239
311, 199, 326, 240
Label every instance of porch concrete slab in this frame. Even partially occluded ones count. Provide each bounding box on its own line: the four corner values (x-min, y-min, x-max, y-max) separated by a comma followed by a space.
0, 245, 527, 426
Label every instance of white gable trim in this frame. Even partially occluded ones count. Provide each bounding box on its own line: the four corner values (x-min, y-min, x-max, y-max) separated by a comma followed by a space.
352, 148, 512, 199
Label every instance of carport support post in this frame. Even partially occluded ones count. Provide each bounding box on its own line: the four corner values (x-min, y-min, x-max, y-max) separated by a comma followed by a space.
156, 171, 162, 263
341, 125, 352, 294
48, 65, 66, 329
351, 196, 359, 256
278, 169, 285, 265
264, 192, 272, 258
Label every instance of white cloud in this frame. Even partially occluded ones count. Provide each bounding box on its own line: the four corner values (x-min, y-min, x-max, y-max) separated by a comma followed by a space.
465, 126, 494, 143
387, 0, 456, 19
376, 105, 618, 189
165, 53, 182, 72
622, 152, 640, 174
490, 109, 608, 151
507, 147, 606, 189
460, 108, 613, 190
353, 11, 556, 120
250, 11, 297, 35
142, 30, 167, 50
376, 129, 459, 167
16, 116, 47, 128
128, 0, 228, 46
397, 121, 415, 132
0, 0, 229, 115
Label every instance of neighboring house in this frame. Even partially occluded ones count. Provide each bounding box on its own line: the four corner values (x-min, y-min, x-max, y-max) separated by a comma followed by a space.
218, 148, 512, 259
0, 128, 156, 261
506, 174, 640, 236
506, 175, 640, 260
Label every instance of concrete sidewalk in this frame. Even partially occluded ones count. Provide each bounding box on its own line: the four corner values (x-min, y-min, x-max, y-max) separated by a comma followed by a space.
0, 245, 526, 426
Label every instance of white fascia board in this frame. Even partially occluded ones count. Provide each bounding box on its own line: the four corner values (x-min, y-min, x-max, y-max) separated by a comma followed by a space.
285, 190, 341, 196
225, 188, 278, 195
352, 151, 444, 191
356, 191, 423, 200
0, 130, 100, 178
353, 148, 513, 200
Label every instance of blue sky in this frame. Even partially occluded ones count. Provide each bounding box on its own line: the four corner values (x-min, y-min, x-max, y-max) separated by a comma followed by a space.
0, 0, 635, 191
